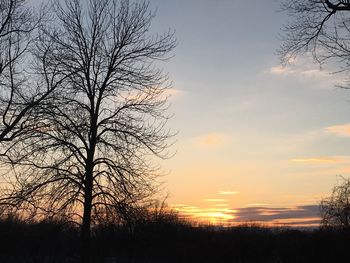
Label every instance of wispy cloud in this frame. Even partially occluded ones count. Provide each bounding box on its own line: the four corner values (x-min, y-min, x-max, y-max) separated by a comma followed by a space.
118, 87, 184, 103
270, 66, 291, 75
271, 123, 350, 155
233, 205, 320, 227
204, 199, 229, 202
300, 69, 329, 78
269, 65, 329, 78
290, 157, 345, 164
172, 203, 321, 227
269, 56, 331, 78
170, 204, 188, 208
218, 191, 240, 195
268, 56, 336, 85
164, 88, 185, 100
325, 123, 350, 137
246, 203, 270, 207
195, 132, 230, 147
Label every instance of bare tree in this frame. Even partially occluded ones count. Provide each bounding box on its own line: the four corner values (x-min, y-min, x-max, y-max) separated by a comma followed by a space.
0, 0, 73, 219
2, 0, 176, 261
279, 0, 350, 76
320, 176, 350, 228
0, 0, 44, 144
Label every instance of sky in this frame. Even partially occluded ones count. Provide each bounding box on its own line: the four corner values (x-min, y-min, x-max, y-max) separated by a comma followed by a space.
26, 0, 350, 227
143, 0, 350, 227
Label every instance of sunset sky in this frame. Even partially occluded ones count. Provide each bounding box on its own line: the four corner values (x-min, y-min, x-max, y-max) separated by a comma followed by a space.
26, 0, 350, 227
146, 0, 350, 227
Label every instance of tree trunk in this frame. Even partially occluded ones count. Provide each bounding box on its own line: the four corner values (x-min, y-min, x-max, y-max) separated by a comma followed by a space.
81, 167, 93, 263
81, 107, 98, 263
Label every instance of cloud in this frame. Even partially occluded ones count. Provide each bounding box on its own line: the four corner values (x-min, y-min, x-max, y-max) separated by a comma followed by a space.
270, 66, 291, 75
270, 218, 321, 227
268, 55, 336, 86
269, 65, 329, 79
218, 191, 240, 195
233, 205, 320, 227
170, 204, 188, 208
164, 88, 185, 100
118, 87, 184, 103
204, 199, 229, 202
300, 69, 329, 78
195, 133, 230, 147
171, 204, 237, 224
325, 124, 350, 137
194, 212, 235, 221
272, 123, 350, 155
172, 204, 321, 227
290, 157, 345, 164
246, 203, 270, 207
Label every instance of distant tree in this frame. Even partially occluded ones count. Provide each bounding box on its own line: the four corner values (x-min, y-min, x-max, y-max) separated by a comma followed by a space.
320, 177, 350, 228
279, 0, 350, 79
1, 0, 176, 262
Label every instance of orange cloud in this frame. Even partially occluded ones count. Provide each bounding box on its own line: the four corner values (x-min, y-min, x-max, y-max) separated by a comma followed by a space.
270, 217, 321, 228
170, 204, 188, 208
172, 204, 237, 225
195, 212, 235, 222
270, 66, 291, 75
290, 157, 344, 164
325, 124, 350, 137
204, 199, 228, 202
195, 133, 229, 147
168, 88, 182, 95
218, 191, 240, 195
119, 87, 183, 103
246, 203, 269, 207
171, 203, 321, 227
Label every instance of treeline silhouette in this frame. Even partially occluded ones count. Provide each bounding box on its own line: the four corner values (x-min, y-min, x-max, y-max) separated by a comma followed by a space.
0, 213, 349, 263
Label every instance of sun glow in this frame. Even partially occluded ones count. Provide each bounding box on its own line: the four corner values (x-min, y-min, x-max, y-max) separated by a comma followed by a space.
171, 203, 237, 225
198, 212, 235, 224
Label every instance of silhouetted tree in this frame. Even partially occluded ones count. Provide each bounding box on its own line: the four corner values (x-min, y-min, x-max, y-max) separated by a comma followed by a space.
0, 0, 46, 144
320, 176, 350, 228
279, 0, 350, 78
1, 0, 176, 262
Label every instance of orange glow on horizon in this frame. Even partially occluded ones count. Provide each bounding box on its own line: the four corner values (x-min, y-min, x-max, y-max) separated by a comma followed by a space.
171, 201, 321, 228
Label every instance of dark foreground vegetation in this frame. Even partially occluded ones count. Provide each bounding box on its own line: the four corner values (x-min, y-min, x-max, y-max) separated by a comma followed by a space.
0, 216, 349, 263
